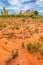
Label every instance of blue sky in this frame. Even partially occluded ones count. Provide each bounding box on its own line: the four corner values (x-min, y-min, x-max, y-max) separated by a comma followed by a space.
0, 0, 43, 14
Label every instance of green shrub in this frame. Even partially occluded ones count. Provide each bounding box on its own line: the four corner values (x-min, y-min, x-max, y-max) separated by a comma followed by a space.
27, 42, 32, 52
21, 42, 24, 48
27, 42, 40, 52
32, 43, 40, 52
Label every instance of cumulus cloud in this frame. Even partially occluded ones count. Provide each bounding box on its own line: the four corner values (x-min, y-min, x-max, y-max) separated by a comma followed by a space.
8, 0, 19, 5
0, 0, 43, 14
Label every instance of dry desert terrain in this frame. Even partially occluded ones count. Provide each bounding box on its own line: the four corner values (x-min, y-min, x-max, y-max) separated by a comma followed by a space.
0, 17, 43, 65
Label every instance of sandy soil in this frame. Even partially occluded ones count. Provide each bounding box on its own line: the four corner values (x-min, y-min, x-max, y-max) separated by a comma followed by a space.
0, 18, 43, 65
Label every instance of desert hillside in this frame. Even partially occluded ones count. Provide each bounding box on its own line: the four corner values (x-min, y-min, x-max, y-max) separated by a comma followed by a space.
0, 17, 43, 65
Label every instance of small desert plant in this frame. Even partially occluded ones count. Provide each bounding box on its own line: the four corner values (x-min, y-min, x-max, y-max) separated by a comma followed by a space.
39, 49, 43, 56
27, 42, 40, 52
32, 43, 40, 52
21, 41, 24, 48
0, 22, 6, 29
14, 22, 19, 30
22, 18, 26, 23
12, 50, 18, 59
6, 50, 18, 65
8, 32, 14, 38
14, 25, 19, 29
27, 42, 32, 52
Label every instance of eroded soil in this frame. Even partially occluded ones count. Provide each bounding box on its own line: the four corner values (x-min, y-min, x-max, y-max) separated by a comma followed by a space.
0, 18, 43, 65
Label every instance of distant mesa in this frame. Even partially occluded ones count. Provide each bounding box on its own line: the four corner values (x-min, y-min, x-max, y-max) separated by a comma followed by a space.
23, 10, 30, 15
26, 10, 30, 14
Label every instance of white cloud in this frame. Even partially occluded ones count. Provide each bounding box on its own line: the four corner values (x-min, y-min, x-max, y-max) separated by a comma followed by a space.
8, 0, 31, 5
36, 0, 43, 6
8, 0, 19, 5
22, 3, 32, 11
8, 0, 23, 9
8, 0, 31, 6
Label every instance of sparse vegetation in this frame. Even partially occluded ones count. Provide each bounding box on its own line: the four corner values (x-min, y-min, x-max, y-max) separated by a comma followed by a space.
21, 18, 26, 23
27, 42, 32, 52
30, 10, 39, 18
13, 22, 19, 29
14, 25, 19, 29
39, 47, 43, 56
32, 43, 40, 52
6, 50, 18, 65
27, 42, 43, 56
8, 32, 14, 38
0, 7, 43, 65
27, 42, 40, 53
12, 50, 18, 59
21, 41, 25, 48
0, 22, 6, 29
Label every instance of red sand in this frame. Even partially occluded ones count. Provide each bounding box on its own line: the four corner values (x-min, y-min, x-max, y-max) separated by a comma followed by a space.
0, 18, 43, 65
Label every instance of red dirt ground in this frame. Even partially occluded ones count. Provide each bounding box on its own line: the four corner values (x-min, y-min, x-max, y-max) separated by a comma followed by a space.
0, 18, 43, 65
